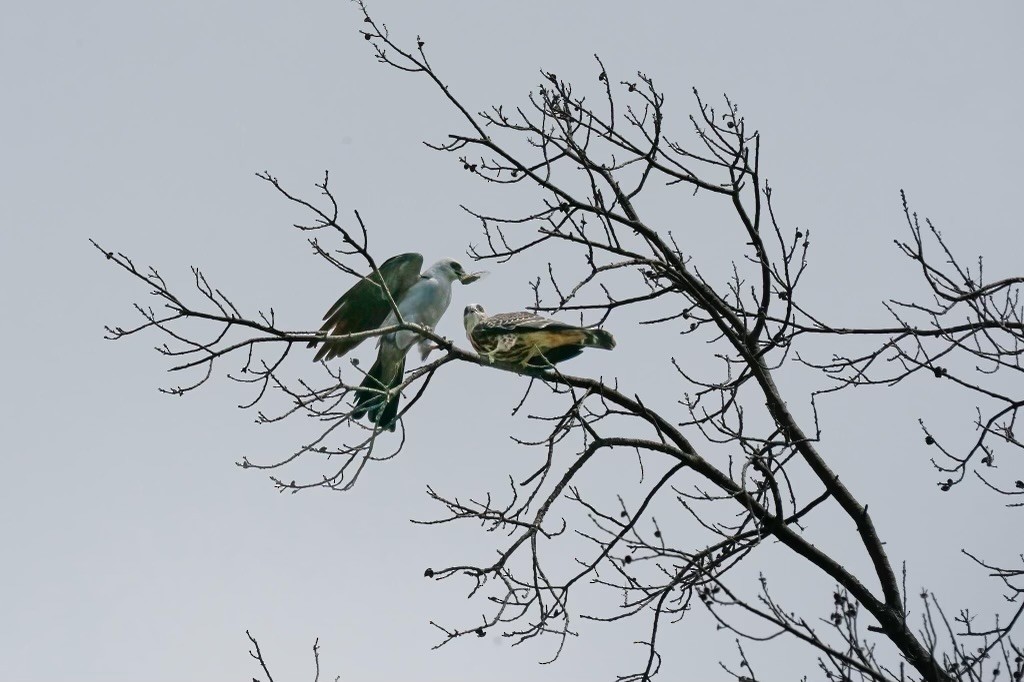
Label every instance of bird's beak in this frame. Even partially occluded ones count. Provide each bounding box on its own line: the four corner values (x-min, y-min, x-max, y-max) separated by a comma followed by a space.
459, 270, 488, 285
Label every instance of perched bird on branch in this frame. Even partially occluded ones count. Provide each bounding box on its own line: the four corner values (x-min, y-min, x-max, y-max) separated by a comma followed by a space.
309, 253, 483, 430
463, 304, 616, 368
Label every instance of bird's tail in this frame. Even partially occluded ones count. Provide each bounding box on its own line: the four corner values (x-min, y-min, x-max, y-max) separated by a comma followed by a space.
583, 328, 616, 350
352, 357, 406, 431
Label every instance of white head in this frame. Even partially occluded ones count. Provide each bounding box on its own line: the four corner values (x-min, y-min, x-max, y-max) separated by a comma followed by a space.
427, 258, 485, 285
463, 303, 487, 333
426, 258, 465, 284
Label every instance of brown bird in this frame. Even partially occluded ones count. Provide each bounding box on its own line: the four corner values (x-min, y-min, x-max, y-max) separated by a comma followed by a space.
463, 304, 615, 368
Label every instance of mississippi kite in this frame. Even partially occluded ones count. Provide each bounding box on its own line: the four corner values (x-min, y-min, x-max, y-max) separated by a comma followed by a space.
463, 304, 616, 367
309, 253, 481, 430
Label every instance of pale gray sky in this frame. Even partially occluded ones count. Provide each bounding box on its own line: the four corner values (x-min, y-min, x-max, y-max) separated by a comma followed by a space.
2, 2, 1022, 680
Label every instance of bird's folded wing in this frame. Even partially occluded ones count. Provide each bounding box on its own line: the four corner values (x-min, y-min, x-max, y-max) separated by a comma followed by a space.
311, 252, 424, 362
478, 311, 579, 335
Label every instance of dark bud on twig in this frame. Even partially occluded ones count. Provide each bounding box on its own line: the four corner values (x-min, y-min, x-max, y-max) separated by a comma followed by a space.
1014, 480, 1024, 489
925, 436, 934, 445
424, 568, 434, 578
624, 555, 633, 564
939, 479, 953, 492
933, 367, 947, 378
475, 628, 485, 638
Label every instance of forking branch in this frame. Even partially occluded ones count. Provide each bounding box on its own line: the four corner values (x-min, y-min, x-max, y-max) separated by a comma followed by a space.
97, 2, 1022, 679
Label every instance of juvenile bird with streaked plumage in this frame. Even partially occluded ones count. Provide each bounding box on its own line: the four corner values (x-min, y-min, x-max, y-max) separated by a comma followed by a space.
463, 304, 615, 368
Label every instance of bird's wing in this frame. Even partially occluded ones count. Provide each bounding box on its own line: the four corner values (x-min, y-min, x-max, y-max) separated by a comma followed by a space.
311, 253, 424, 362
476, 311, 578, 336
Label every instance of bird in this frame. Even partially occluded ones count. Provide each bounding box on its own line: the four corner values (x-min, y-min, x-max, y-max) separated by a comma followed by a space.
463, 304, 616, 368
309, 253, 482, 430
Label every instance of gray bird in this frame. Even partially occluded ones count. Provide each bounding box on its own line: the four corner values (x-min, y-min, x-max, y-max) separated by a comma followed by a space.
309, 253, 482, 430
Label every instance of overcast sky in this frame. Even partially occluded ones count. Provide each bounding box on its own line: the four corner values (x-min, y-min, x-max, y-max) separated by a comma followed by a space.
3, 2, 1022, 680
